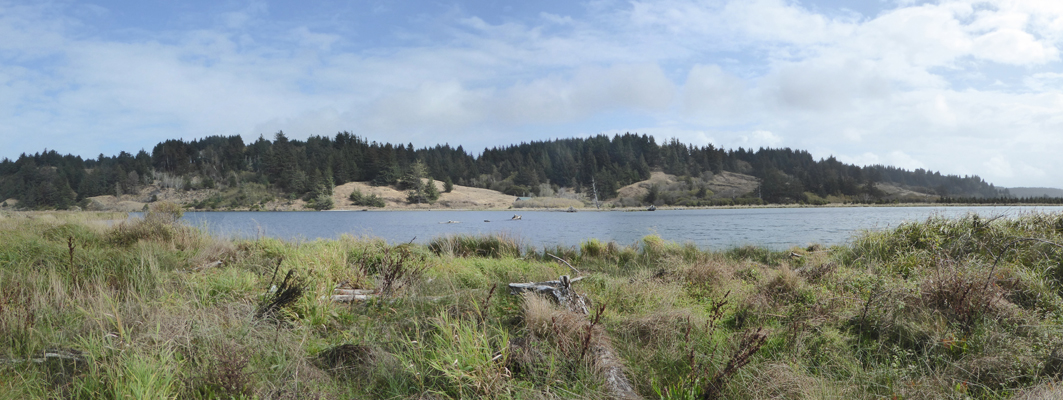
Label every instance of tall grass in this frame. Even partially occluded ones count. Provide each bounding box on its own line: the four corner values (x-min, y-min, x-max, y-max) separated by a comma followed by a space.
3, 211, 1063, 398
428, 233, 523, 258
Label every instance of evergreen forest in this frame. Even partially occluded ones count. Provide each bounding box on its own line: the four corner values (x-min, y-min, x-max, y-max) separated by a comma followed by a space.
0, 132, 1016, 209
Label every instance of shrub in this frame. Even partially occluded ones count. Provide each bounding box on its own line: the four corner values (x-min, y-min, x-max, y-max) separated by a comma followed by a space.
349, 189, 385, 208
307, 193, 334, 210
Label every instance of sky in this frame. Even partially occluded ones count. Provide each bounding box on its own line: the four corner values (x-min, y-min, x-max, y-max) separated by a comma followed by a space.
1, 0, 1062, 188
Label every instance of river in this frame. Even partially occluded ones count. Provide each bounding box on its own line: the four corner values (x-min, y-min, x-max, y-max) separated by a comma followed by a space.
175, 205, 1063, 250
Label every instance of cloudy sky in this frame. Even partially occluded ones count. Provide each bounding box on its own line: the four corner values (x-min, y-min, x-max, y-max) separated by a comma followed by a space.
2, 0, 1062, 188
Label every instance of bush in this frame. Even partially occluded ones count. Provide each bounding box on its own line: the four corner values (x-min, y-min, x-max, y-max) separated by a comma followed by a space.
307, 193, 334, 211
349, 189, 385, 208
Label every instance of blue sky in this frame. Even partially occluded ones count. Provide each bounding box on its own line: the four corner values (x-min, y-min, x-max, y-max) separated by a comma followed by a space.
2, 0, 1062, 188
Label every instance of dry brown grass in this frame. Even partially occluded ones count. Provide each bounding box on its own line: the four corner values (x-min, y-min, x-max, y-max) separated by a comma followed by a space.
747, 363, 843, 399
332, 181, 517, 210
188, 236, 238, 270
521, 293, 637, 399
512, 197, 585, 209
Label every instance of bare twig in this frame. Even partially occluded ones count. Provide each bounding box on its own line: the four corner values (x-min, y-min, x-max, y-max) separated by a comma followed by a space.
548, 253, 581, 276
479, 284, 497, 319
580, 303, 606, 360
704, 327, 769, 400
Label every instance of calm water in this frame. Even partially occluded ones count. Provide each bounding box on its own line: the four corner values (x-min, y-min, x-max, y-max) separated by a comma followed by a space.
176, 206, 1063, 250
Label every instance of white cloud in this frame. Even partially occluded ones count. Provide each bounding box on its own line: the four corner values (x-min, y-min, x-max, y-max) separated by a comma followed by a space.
681, 64, 749, 122
1024, 72, 1063, 90
2, 0, 1063, 189
984, 155, 1013, 178
357, 63, 675, 140
971, 28, 1058, 64
291, 27, 341, 52
733, 130, 782, 149
838, 150, 923, 170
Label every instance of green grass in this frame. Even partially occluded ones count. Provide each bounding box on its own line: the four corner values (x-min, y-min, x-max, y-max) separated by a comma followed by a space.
1, 210, 1063, 398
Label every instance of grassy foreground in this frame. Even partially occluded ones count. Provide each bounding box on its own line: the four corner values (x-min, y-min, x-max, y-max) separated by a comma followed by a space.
2, 207, 1063, 399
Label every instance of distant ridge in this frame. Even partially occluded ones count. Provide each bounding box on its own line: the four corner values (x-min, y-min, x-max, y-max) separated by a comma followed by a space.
1007, 187, 1063, 198
0, 132, 1011, 209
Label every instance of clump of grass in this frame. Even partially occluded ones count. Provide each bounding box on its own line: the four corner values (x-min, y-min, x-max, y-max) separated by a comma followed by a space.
580, 238, 608, 259
108, 201, 195, 248
428, 233, 522, 258
724, 245, 790, 266
422, 311, 512, 399
352, 244, 428, 296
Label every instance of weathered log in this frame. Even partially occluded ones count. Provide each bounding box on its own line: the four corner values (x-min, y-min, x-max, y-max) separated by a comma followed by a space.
512, 275, 640, 399
326, 288, 378, 302
193, 260, 223, 271
334, 288, 377, 296
0, 348, 85, 365
508, 275, 587, 314
331, 294, 376, 302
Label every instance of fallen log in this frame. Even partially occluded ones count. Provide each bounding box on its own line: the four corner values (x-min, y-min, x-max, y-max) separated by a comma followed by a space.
0, 348, 85, 366
508, 275, 587, 314
326, 288, 378, 303
511, 275, 640, 399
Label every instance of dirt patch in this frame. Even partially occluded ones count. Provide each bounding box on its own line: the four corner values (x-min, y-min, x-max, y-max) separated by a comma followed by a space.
81, 180, 519, 212
708, 171, 760, 198
616, 171, 677, 199
875, 183, 939, 202
84, 196, 146, 212
332, 181, 516, 210
616, 171, 759, 200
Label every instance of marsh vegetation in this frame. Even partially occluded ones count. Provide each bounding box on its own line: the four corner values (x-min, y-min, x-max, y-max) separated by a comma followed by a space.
2, 206, 1063, 398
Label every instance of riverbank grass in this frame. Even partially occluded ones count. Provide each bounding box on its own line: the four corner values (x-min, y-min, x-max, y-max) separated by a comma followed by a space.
1, 210, 1063, 398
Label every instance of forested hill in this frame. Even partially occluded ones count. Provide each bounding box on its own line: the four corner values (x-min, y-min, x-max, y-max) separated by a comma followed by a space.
0, 132, 1005, 209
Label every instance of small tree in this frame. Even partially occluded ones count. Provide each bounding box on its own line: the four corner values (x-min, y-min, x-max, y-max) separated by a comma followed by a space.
443, 177, 454, 193
404, 161, 438, 204
644, 184, 660, 205
425, 178, 440, 203
308, 193, 334, 210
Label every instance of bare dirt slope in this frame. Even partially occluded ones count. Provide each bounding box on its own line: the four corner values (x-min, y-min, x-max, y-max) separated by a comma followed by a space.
875, 183, 939, 202
332, 181, 516, 210
616, 171, 677, 199
708, 171, 760, 198
616, 171, 759, 200
84, 186, 228, 212
75, 181, 516, 212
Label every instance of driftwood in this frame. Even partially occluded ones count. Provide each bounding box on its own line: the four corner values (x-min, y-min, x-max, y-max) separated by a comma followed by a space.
328, 288, 378, 303
0, 348, 85, 366
192, 260, 223, 271
510, 275, 640, 399
509, 275, 588, 314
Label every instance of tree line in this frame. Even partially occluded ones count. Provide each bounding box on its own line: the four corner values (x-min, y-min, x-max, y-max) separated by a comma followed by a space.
0, 131, 1017, 209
